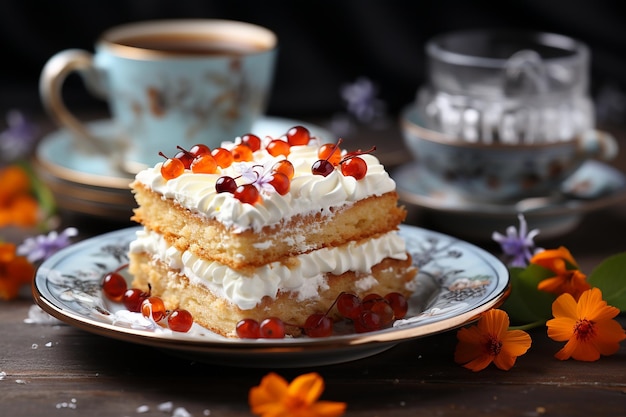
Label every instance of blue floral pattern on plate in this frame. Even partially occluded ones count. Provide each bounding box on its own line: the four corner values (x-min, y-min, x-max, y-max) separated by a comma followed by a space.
33, 225, 509, 367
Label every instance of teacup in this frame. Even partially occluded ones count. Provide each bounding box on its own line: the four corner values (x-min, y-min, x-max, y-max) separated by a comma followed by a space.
400, 104, 618, 202
40, 19, 277, 173
416, 29, 593, 145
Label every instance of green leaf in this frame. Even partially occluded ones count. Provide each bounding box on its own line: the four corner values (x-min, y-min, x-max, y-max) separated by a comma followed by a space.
501, 265, 555, 327
588, 252, 626, 311
18, 160, 57, 228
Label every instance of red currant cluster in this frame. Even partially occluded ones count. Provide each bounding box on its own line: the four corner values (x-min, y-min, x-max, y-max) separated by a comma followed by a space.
158, 125, 376, 205
159, 126, 312, 181
235, 291, 408, 339
101, 266, 193, 332
214, 159, 295, 204
311, 139, 376, 180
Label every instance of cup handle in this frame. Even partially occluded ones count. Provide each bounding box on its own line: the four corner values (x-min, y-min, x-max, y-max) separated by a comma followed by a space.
577, 130, 619, 161
39, 49, 115, 155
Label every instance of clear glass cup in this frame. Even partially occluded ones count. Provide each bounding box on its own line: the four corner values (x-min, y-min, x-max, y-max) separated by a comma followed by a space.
416, 29, 593, 144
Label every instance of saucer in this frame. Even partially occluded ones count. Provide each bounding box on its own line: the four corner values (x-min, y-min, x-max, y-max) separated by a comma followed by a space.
34, 117, 331, 220
392, 160, 626, 240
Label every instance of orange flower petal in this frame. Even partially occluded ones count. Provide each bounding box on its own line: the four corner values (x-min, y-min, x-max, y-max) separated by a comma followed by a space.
462, 355, 495, 372
249, 373, 289, 415
592, 322, 626, 357
288, 373, 325, 406
493, 351, 517, 371
569, 339, 602, 362
478, 309, 509, 336
454, 327, 486, 364
309, 401, 348, 417
537, 276, 564, 293
551, 292, 577, 319
501, 330, 532, 357
578, 288, 620, 322
531, 247, 578, 269
546, 317, 576, 342
0, 243, 36, 300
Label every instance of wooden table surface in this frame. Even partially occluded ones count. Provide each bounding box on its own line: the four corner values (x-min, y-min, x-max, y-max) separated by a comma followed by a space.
1, 118, 626, 416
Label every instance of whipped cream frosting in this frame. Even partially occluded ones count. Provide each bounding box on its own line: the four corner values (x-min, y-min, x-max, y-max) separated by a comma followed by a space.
130, 228, 409, 310
134, 138, 397, 232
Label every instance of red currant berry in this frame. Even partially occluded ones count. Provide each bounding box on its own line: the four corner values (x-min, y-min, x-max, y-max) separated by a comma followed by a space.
102, 272, 127, 302
354, 310, 382, 333
211, 147, 234, 168
159, 152, 185, 180
240, 134, 262, 151
336, 293, 362, 320
269, 172, 290, 195
231, 144, 253, 162
259, 317, 286, 338
215, 176, 237, 193
303, 313, 333, 338
266, 139, 290, 157
234, 184, 260, 204
174, 148, 194, 169
318, 143, 342, 166
236, 318, 261, 339
385, 292, 409, 319
191, 154, 218, 174
311, 159, 335, 177
122, 288, 150, 313
286, 126, 311, 146
361, 293, 384, 311
369, 300, 395, 327
189, 144, 211, 157
340, 156, 367, 180
141, 296, 167, 322
168, 309, 193, 332
272, 160, 295, 180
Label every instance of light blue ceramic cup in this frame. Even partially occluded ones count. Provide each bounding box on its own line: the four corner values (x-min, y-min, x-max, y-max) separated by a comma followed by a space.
40, 19, 277, 173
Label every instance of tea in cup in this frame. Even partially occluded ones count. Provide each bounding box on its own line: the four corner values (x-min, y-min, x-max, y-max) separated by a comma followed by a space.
40, 19, 278, 173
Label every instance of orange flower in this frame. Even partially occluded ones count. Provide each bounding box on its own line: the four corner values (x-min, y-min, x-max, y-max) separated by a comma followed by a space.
530, 247, 591, 299
546, 287, 625, 361
0, 242, 35, 300
455, 309, 532, 371
249, 372, 346, 417
0, 165, 39, 227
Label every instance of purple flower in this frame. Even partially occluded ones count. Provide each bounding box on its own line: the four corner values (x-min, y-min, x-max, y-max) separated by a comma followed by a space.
340, 77, 386, 123
233, 161, 276, 194
492, 214, 541, 268
17, 227, 79, 263
0, 110, 38, 162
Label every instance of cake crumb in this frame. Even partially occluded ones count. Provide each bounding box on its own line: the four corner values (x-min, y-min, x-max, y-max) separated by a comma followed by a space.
136, 404, 150, 413
172, 407, 192, 417
158, 401, 173, 412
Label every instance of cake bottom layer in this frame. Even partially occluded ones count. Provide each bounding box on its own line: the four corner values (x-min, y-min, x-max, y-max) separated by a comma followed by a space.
129, 252, 417, 337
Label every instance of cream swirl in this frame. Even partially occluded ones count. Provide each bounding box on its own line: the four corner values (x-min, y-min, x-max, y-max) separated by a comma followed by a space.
134, 142, 396, 232
129, 228, 409, 310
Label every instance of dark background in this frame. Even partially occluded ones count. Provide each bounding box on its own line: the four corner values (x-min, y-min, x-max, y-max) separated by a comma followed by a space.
1, 0, 626, 126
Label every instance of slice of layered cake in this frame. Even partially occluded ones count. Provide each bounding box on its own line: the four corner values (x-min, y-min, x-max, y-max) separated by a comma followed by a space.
128, 126, 417, 337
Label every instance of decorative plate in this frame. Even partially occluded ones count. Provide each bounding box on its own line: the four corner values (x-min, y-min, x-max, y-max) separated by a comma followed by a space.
33, 225, 509, 367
